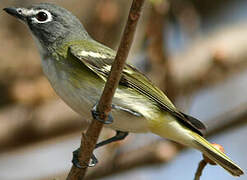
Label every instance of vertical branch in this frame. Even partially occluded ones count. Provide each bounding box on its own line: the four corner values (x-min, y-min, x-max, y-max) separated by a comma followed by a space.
194, 160, 207, 180
66, 0, 145, 179
146, 1, 176, 101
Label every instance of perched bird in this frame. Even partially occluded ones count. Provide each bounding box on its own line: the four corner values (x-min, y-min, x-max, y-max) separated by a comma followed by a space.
4, 3, 243, 176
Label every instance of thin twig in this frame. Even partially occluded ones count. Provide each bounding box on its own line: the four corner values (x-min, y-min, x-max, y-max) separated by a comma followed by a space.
66, 0, 145, 179
146, 1, 176, 101
194, 160, 208, 180
206, 103, 247, 136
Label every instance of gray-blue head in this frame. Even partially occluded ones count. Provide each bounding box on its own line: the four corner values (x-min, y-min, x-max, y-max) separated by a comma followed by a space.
4, 3, 90, 49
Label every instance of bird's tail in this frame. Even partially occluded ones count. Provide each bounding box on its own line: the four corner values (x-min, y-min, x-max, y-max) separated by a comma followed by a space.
189, 131, 244, 176
149, 113, 244, 176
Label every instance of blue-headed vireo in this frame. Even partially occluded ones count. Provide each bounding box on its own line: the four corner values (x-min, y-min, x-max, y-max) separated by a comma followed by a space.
4, 3, 244, 176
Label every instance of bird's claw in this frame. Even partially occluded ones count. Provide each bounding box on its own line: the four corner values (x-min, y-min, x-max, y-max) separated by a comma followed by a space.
72, 148, 98, 168
91, 103, 113, 124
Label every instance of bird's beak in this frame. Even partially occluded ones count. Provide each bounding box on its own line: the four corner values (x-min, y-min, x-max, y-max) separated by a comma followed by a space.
3, 7, 27, 22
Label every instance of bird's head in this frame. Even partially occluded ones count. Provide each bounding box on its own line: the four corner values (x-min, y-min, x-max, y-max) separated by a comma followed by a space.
4, 3, 89, 52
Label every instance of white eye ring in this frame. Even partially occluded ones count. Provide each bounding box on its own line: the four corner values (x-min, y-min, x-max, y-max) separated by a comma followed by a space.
31, 10, 52, 24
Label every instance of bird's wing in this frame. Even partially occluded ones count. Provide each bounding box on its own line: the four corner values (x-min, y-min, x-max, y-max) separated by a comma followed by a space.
68, 41, 206, 136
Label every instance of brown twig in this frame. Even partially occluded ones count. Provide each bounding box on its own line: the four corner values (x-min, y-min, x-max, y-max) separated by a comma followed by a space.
194, 160, 208, 180
170, 24, 247, 97
194, 144, 225, 180
66, 0, 145, 179
146, 1, 176, 100
0, 101, 87, 152
206, 103, 247, 137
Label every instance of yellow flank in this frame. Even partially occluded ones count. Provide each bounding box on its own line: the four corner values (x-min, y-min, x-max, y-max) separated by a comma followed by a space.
148, 111, 195, 146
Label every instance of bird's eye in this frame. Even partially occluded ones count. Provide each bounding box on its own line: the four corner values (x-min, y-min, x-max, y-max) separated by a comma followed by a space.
36, 11, 48, 22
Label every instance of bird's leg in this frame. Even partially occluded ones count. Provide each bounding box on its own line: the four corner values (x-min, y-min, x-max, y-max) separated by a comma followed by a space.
91, 103, 113, 124
95, 131, 129, 149
90, 131, 129, 166
73, 102, 131, 168
72, 131, 128, 168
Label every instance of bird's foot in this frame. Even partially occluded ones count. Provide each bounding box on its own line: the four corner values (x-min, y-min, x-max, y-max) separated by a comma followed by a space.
72, 148, 98, 168
91, 103, 113, 124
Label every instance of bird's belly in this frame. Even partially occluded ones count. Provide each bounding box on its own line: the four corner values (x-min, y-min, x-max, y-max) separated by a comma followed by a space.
41, 58, 150, 133
52, 81, 149, 133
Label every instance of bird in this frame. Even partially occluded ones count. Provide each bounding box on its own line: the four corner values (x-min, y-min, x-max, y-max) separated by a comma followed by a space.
3, 3, 243, 176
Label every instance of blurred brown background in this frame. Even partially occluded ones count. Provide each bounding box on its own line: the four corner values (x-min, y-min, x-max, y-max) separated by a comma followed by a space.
0, 0, 247, 179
